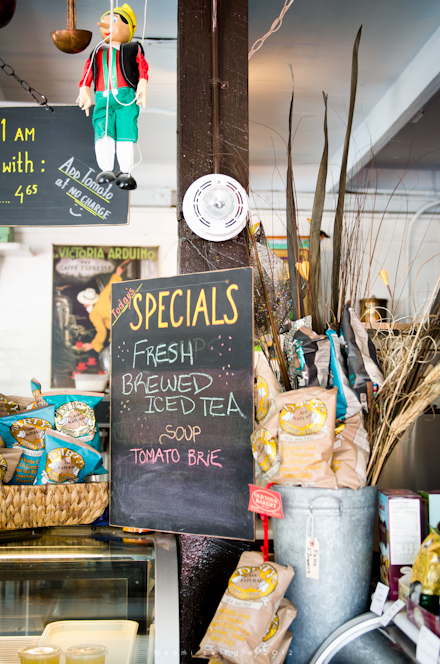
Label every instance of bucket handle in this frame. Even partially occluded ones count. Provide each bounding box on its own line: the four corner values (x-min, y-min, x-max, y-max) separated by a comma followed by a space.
309, 495, 344, 528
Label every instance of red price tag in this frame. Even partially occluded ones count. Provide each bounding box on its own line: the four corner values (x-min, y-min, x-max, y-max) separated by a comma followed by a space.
248, 484, 284, 519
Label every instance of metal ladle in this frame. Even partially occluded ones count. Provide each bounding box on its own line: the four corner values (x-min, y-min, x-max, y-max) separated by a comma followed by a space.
51, 0, 92, 54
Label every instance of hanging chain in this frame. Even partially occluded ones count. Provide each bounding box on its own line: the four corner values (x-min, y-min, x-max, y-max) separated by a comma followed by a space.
0, 58, 54, 112
248, 0, 295, 60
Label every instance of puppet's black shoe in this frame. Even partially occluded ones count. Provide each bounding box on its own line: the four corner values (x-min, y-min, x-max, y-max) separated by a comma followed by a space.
96, 171, 116, 184
115, 173, 137, 190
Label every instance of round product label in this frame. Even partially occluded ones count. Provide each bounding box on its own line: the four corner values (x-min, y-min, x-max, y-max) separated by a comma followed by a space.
335, 421, 345, 437
279, 398, 327, 436
0, 453, 7, 480
46, 447, 85, 483
251, 428, 277, 473
0, 397, 20, 415
263, 612, 279, 642
55, 401, 95, 437
228, 562, 278, 601
10, 418, 51, 450
255, 376, 269, 422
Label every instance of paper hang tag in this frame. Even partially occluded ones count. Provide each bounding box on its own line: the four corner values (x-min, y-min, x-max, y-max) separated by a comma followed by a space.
416, 625, 440, 664
305, 537, 319, 580
379, 599, 405, 627
370, 581, 390, 615
248, 484, 284, 518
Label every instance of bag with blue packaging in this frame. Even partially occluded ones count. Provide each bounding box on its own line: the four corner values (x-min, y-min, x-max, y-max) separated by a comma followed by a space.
35, 429, 107, 485
283, 326, 330, 389
326, 328, 362, 421
29, 379, 104, 452
0, 404, 55, 485
340, 303, 384, 412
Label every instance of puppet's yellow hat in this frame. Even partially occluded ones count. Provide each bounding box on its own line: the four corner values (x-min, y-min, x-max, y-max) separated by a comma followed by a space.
101, 4, 137, 42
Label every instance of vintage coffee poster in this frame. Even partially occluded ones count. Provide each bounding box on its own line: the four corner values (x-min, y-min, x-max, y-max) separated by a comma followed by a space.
52, 245, 158, 388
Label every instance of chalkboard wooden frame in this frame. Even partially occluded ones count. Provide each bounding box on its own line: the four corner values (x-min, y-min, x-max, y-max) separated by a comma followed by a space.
110, 267, 255, 540
0, 105, 128, 226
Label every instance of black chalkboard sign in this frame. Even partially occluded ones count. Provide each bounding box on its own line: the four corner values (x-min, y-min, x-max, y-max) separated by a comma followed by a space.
0, 106, 128, 225
110, 267, 255, 539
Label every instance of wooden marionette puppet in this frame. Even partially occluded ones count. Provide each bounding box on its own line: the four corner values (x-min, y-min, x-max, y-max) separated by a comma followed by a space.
78, 3, 148, 190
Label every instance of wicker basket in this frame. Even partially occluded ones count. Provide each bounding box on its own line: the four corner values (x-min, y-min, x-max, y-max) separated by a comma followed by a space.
0, 482, 109, 530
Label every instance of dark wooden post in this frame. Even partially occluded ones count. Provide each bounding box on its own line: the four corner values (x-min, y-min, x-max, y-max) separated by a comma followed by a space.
177, 0, 251, 661
177, 0, 249, 275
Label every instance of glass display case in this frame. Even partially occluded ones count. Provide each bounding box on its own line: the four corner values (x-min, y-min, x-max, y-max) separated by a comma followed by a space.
0, 526, 179, 664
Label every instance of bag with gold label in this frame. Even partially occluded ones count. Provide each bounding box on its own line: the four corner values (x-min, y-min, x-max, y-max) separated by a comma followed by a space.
254, 350, 282, 425
253, 387, 338, 489
251, 414, 280, 481
29, 380, 104, 452
332, 413, 369, 490
35, 429, 107, 485
410, 530, 440, 614
0, 404, 56, 485
195, 550, 294, 664
254, 597, 296, 664
0, 393, 33, 417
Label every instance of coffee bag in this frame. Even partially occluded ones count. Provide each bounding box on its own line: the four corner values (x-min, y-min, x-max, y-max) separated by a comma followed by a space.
254, 351, 282, 425
341, 303, 384, 412
269, 387, 338, 488
0, 404, 56, 485
195, 551, 294, 664
29, 382, 104, 452
35, 429, 107, 484
332, 413, 369, 489
282, 326, 330, 390
254, 597, 296, 664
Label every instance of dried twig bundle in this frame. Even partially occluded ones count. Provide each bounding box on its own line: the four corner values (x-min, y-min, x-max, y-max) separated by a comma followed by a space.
366, 276, 440, 485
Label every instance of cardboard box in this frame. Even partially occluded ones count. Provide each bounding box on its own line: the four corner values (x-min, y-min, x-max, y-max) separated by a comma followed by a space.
407, 596, 440, 636
398, 568, 412, 602
419, 491, 440, 539
378, 489, 422, 600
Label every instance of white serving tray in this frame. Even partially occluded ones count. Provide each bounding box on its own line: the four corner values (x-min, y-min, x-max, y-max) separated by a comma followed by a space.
38, 620, 139, 664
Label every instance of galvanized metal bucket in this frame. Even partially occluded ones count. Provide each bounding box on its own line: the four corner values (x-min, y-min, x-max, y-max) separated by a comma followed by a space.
272, 485, 377, 664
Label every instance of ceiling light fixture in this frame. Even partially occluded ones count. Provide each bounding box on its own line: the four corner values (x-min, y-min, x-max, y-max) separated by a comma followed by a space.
183, 174, 248, 242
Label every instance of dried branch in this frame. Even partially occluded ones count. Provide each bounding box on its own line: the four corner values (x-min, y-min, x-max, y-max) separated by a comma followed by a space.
249, 231, 292, 392
309, 91, 328, 333
367, 273, 440, 484
331, 26, 362, 325
286, 63, 304, 320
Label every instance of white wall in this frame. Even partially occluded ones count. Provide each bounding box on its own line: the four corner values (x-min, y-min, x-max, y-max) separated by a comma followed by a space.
254, 205, 440, 322
0, 208, 178, 396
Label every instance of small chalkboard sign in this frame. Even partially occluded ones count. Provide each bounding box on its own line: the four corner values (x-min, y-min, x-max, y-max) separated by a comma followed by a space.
110, 267, 255, 540
0, 105, 128, 226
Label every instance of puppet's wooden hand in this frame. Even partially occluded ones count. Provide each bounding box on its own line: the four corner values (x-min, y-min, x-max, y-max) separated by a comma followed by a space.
78, 86, 92, 117
136, 79, 147, 108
